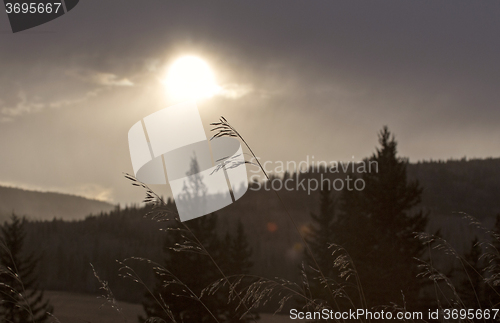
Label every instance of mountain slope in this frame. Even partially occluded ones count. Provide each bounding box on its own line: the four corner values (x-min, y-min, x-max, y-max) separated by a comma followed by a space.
0, 186, 115, 221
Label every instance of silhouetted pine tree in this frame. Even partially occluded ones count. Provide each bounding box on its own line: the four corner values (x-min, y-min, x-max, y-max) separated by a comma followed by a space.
224, 219, 253, 276
141, 213, 255, 323
222, 219, 255, 323
302, 184, 338, 304
0, 214, 52, 323
333, 126, 428, 308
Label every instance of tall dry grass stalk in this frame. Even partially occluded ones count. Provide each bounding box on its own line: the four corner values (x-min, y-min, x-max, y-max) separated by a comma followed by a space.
123, 117, 500, 322
211, 117, 347, 311
414, 213, 500, 321
124, 173, 259, 322
123, 117, 371, 322
0, 247, 35, 323
0, 241, 55, 323
90, 263, 127, 322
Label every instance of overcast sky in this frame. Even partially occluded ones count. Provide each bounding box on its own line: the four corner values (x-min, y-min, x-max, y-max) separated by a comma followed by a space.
0, 0, 499, 204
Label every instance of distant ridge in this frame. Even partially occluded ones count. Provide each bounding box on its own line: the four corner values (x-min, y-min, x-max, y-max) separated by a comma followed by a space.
1, 157, 498, 223
0, 186, 115, 222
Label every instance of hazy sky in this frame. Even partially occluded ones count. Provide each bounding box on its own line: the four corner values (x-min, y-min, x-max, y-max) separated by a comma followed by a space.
1, 0, 499, 205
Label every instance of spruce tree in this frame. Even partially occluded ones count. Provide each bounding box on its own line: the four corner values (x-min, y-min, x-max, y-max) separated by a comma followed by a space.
303, 184, 337, 303
334, 126, 428, 308
0, 214, 53, 323
222, 219, 254, 323
224, 219, 253, 276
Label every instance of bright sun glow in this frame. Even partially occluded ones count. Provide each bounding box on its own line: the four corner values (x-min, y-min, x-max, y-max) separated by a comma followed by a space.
164, 56, 220, 101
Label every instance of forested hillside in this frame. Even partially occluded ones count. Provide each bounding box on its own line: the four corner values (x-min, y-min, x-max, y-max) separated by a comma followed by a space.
18, 157, 500, 304
0, 186, 115, 222
2, 157, 498, 222
408, 157, 500, 219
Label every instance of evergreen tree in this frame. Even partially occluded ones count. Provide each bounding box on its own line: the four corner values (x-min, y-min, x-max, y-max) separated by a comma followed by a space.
0, 214, 53, 323
222, 219, 255, 323
224, 219, 253, 276
141, 213, 255, 323
333, 126, 428, 308
303, 184, 337, 303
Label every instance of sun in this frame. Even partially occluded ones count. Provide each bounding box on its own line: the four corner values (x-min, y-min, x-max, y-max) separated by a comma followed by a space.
164, 56, 220, 101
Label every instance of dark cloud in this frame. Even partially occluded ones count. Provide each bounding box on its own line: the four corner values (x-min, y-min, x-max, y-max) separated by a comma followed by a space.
0, 0, 499, 203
